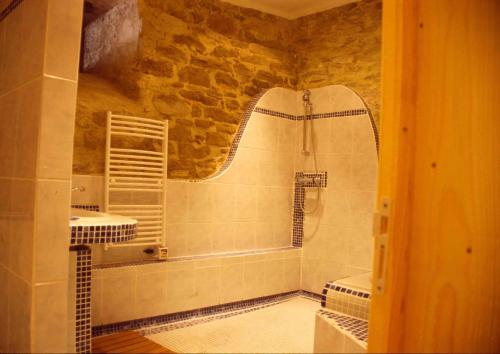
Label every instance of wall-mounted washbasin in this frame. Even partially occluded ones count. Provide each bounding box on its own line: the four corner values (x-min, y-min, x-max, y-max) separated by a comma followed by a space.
69, 208, 137, 245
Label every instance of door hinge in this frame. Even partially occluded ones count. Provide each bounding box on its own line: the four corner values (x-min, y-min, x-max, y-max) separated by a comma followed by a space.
373, 197, 390, 294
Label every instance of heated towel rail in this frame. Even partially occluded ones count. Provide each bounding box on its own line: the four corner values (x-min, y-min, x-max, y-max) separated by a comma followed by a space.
104, 111, 168, 256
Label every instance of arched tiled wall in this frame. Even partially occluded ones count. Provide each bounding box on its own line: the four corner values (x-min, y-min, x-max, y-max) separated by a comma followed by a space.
74, 85, 378, 326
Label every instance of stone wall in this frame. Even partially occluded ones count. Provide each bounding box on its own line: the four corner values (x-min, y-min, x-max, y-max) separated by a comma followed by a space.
74, 0, 381, 179
294, 0, 382, 124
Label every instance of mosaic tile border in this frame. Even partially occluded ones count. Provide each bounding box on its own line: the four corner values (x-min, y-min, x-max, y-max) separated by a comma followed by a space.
292, 172, 327, 247
70, 245, 92, 353
254, 107, 369, 121
92, 290, 321, 338
0, 0, 23, 22
321, 281, 371, 321
70, 223, 137, 245
317, 308, 369, 345
71, 204, 100, 212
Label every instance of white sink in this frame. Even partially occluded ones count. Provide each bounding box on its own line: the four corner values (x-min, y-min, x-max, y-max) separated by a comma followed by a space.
70, 208, 137, 228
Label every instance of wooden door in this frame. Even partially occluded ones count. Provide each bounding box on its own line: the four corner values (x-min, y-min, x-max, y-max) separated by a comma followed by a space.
369, 0, 500, 352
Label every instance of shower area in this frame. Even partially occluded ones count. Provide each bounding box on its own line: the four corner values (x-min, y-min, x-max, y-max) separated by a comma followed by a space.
69, 0, 381, 352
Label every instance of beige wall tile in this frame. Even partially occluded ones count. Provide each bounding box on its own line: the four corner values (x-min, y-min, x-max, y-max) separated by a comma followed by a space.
0, 92, 19, 178
211, 223, 236, 253
91, 277, 102, 326
14, 79, 43, 179
136, 271, 169, 318
165, 223, 188, 257
44, 0, 83, 80
33, 180, 70, 282
165, 181, 188, 224
37, 78, 77, 179
186, 223, 213, 255
220, 263, 245, 303
33, 281, 68, 353
243, 260, 267, 299
101, 268, 137, 323
7, 272, 31, 353
187, 183, 214, 223
194, 266, 221, 308
233, 222, 256, 251
166, 267, 196, 313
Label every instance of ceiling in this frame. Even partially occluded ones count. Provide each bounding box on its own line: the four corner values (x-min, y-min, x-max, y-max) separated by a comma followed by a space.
220, 0, 360, 19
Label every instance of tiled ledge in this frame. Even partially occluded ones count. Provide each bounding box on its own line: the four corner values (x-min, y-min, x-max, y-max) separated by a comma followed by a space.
93, 246, 300, 269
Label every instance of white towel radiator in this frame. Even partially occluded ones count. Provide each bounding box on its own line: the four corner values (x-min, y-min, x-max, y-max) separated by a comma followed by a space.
104, 111, 168, 258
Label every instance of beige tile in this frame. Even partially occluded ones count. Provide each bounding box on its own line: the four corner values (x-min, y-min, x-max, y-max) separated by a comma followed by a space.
165, 181, 188, 224
9, 179, 35, 283
219, 263, 245, 303
14, 79, 42, 179
277, 119, 297, 153
71, 174, 104, 206
325, 153, 353, 191
166, 267, 196, 313
352, 115, 377, 155
322, 188, 352, 228
350, 190, 376, 232
101, 269, 137, 324
186, 223, 213, 255
235, 185, 257, 222
136, 271, 169, 318
2, 1, 24, 92
211, 223, 235, 253
284, 257, 301, 291
212, 183, 236, 222
7, 272, 31, 353
33, 180, 70, 282
194, 266, 221, 308
44, 0, 83, 80
254, 222, 275, 249
351, 152, 378, 191
273, 221, 292, 248
33, 281, 68, 353
233, 222, 256, 251
37, 77, 77, 179
165, 223, 188, 257
243, 260, 267, 299
19, 0, 47, 85
0, 92, 19, 178
187, 183, 214, 223
329, 118, 354, 154
264, 259, 286, 295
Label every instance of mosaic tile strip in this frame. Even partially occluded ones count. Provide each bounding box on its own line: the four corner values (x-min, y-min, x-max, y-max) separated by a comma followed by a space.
292, 172, 327, 247
254, 107, 369, 121
93, 290, 321, 338
70, 245, 92, 353
93, 246, 297, 270
317, 309, 369, 346
321, 281, 371, 321
0, 0, 23, 22
71, 204, 100, 212
70, 223, 137, 245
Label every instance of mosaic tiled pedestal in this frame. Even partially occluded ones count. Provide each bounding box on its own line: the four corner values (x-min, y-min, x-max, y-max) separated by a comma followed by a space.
314, 273, 372, 353
69, 209, 137, 353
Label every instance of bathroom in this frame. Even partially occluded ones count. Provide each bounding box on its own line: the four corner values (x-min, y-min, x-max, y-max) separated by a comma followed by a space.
0, 0, 498, 353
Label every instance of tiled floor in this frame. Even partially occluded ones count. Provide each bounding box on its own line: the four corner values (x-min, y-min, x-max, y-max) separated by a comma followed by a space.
146, 297, 321, 353
92, 331, 174, 353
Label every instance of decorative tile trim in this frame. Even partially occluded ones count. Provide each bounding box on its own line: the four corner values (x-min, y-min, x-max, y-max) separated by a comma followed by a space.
92, 246, 298, 270
292, 172, 327, 247
93, 290, 321, 338
254, 107, 369, 121
0, 0, 23, 22
70, 246, 92, 354
71, 204, 100, 212
321, 281, 371, 321
70, 223, 137, 245
317, 309, 369, 345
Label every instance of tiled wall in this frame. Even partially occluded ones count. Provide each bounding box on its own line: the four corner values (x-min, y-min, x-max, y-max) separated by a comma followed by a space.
296, 86, 378, 294
92, 248, 301, 325
72, 85, 377, 326
0, 0, 83, 352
